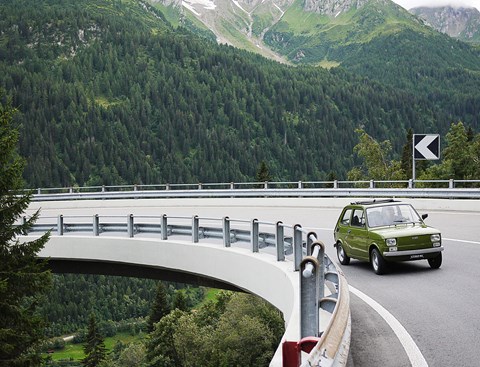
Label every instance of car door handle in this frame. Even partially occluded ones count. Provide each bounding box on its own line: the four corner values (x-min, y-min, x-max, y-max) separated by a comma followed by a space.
347, 229, 351, 234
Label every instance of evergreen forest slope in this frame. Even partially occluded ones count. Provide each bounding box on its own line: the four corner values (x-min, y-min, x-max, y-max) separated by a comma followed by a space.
1, 0, 479, 188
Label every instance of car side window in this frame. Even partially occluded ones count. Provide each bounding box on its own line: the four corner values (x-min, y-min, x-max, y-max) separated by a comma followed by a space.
340, 209, 352, 225
351, 209, 365, 227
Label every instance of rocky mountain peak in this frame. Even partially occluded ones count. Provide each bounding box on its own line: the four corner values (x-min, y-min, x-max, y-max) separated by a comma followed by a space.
410, 6, 480, 42
303, 0, 373, 17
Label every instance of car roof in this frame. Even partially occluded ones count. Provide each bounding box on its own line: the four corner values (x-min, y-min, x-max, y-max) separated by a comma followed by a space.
349, 199, 400, 207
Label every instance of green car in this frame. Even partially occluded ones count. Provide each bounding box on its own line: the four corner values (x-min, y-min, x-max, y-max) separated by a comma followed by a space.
333, 199, 443, 275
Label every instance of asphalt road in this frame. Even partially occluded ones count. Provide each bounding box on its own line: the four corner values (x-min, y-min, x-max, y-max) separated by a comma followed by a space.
29, 198, 480, 367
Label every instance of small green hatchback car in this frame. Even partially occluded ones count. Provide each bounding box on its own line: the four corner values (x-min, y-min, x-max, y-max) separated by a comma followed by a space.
334, 199, 443, 275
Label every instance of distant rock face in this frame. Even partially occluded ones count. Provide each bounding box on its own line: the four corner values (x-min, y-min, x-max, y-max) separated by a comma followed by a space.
410, 6, 480, 42
303, 0, 370, 17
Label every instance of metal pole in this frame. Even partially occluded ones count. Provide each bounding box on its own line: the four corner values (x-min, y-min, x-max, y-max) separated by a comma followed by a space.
412, 134, 416, 187
300, 256, 320, 338
93, 214, 99, 236
223, 217, 230, 247
293, 224, 303, 271
57, 215, 64, 236
251, 219, 259, 253
161, 214, 168, 240
192, 215, 199, 243
127, 214, 134, 238
276, 221, 285, 261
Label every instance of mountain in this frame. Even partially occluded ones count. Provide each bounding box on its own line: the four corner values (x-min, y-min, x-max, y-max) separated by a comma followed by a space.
1, 0, 479, 188
410, 6, 480, 44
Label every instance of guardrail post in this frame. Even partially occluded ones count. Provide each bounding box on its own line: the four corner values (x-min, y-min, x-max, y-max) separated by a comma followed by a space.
161, 214, 168, 240
276, 221, 285, 261
298, 181, 302, 189
127, 214, 134, 238
230, 182, 234, 190
264, 181, 268, 189
192, 215, 199, 243
37, 188, 41, 195
294, 224, 303, 271
370, 180, 375, 189
333, 180, 338, 189
306, 232, 316, 256
166, 183, 170, 190
57, 215, 64, 236
300, 241, 326, 338
198, 183, 202, 190
93, 215, 99, 236
408, 179, 413, 189
300, 256, 320, 338
102, 185, 105, 192
449, 179, 454, 189
223, 216, 230, 247
251, 219, 259, 253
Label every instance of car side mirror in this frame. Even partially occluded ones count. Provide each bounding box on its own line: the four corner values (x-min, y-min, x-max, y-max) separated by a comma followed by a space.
421, 214, 428, 220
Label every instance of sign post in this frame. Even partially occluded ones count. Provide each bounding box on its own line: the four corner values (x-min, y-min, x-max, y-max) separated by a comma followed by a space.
412, 134, 440, 185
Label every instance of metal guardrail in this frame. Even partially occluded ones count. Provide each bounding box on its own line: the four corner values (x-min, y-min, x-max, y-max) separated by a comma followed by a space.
28, 179, 480, 200
25, 213, 348, 367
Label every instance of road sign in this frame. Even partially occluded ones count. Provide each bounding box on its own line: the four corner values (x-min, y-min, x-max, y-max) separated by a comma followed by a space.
413, 134, 440, 160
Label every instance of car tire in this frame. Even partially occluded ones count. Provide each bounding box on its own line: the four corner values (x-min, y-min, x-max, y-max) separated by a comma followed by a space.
336, 243, 350, 265
428, 252, 442, 269
371, 248, 387, 275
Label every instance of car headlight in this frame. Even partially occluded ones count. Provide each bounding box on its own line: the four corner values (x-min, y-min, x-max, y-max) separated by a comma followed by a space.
386, 238, 397, 246
430, 234, 441, 243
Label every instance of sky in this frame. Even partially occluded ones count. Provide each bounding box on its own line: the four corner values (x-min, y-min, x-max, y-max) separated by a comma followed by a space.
393, 0, 480, 10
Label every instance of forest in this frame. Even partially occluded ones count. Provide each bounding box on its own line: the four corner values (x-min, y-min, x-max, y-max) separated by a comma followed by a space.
1, 0, 479, 189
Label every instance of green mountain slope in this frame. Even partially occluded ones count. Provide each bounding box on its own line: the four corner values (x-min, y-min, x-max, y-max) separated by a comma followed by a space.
1, 0, 479, 188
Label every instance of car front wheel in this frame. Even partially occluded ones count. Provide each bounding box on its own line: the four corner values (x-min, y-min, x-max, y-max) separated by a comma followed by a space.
336, 243, 350, 265
371, 248, 387, 275
428, 252, 442, 269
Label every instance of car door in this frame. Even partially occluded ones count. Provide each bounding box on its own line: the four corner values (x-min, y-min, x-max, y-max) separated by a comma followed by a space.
348, 209, 369, 259
336, 208, 353, 254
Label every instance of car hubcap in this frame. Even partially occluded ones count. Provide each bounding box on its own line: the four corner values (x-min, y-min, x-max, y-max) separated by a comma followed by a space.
372, 253, 378, 270
338, 246, 344, 261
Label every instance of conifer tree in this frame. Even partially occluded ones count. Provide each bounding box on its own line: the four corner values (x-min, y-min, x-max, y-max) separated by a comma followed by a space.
0, 95, 52, 367
172, 290, 188, 312
82, 313, 106, 367
146, 282, 171, 333
255, 161, 272, 183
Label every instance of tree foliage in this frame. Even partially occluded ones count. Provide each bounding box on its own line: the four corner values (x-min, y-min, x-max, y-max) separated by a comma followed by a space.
347, 128, 405, 183
82, 314, 107, 367
146, 282, 171, 333
0, 94, 52, 367
1, 0, 479, 188
145, 291, 284, 367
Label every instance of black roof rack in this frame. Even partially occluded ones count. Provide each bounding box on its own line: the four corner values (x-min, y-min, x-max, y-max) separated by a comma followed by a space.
350, 199, 398, 205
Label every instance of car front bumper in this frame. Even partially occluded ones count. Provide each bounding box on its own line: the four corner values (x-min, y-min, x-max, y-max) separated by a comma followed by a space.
383, 246, 444, 258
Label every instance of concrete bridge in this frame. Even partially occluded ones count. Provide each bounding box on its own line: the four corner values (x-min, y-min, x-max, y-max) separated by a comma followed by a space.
23, 196, 351, 367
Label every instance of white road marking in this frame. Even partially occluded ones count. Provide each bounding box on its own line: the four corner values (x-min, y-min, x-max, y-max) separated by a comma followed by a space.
349, 286, 428, 367
443, 238, 480, 245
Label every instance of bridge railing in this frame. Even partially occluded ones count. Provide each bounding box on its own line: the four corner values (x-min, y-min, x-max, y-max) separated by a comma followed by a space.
27, 179, 480, 200
25, 212, 349, 367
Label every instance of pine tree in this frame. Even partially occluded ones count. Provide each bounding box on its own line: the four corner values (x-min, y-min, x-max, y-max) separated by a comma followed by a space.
0, 94, 52, 367
82, 314, 106, 367
172, 290, 188, 312
255, 160, 272, 183
147, 282, 171, 333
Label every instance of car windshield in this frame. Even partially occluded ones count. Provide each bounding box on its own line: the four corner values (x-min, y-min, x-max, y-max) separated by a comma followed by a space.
366, 204, 422, 228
